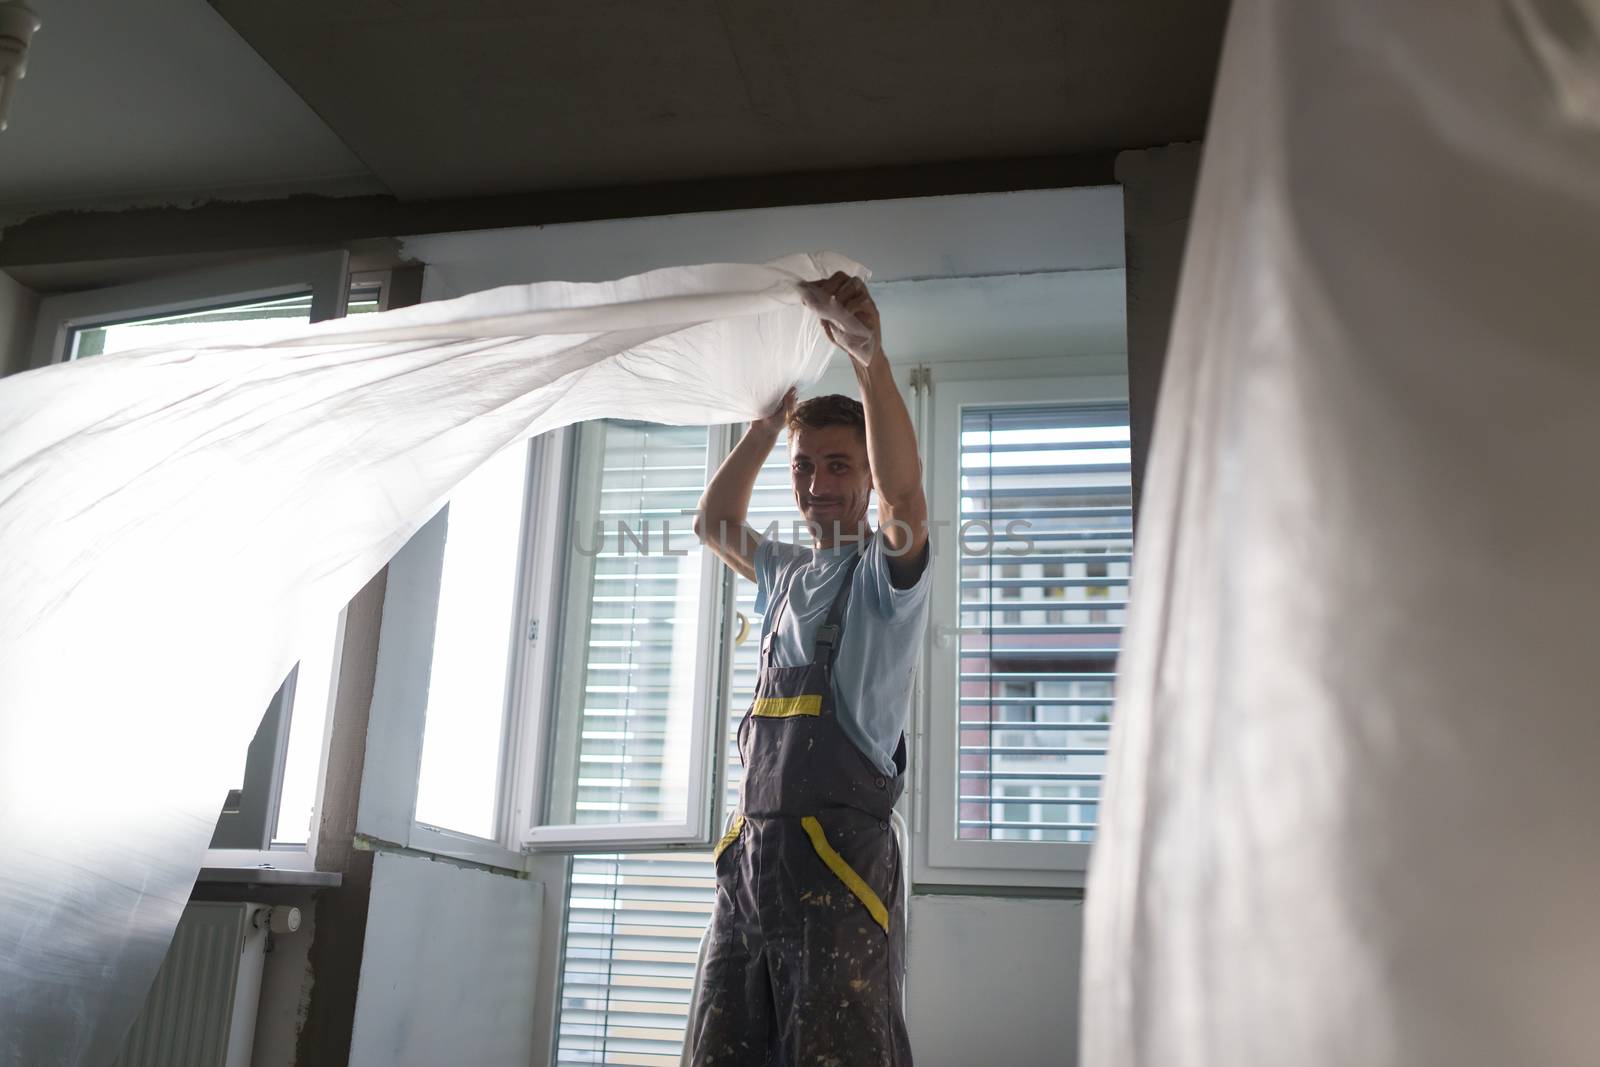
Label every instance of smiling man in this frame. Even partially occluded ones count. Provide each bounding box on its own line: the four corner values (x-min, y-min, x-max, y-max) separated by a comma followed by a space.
688, 273, 929, 1066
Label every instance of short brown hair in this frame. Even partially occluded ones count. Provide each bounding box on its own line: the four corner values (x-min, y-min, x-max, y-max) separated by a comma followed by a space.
787, 393, 865, 438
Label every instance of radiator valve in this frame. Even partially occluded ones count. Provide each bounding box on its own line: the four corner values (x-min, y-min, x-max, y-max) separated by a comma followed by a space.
252, 906, 303, 935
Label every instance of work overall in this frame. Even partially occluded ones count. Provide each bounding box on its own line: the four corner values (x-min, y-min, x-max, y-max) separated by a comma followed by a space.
690, 548, 913, 1066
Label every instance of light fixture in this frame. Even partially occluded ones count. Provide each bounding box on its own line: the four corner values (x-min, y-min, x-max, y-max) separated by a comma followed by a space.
0, 1, 41, 132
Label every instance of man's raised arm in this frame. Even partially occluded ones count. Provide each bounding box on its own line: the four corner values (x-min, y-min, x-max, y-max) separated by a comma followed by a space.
805, 273, 929, 588
693, 387, 795, 582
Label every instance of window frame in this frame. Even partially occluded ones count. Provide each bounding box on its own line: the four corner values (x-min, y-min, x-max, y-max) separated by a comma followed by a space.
28, 250, 350, 369
915, 371, 1131, 890
504, 426, 578, 852
392, 438, 543, 873
512, 421, 737, 854
269, 607, 350, 854
385, 419, 738, 869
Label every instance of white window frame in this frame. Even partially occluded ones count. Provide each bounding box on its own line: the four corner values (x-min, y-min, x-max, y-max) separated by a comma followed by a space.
503, 428, 577, 852
379, 438, 545, 873
511, 422, 736, 853
29, 250, 350, 369
379, 421, 734, 870
291, 607, 349, 861
266, 606, 349, 858
915, 370, 1130, 890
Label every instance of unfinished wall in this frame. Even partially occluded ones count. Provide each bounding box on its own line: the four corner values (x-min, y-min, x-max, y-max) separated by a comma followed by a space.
348, 851, 543, 1067
0, 269, 39, 377
907, 895, 1083, 1065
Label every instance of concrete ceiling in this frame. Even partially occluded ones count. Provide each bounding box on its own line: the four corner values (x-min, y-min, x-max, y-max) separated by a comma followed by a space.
0, 0, 1226, 273
0, 0, 388, 224
213, 0, 1228, 201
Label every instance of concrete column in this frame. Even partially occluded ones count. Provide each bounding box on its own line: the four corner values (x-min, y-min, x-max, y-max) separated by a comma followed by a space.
1116, 142, 1201, 524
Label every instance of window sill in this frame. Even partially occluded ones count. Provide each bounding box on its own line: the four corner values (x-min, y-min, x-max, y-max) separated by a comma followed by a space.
912, 864, 1087, 894
198, 849, 342, 889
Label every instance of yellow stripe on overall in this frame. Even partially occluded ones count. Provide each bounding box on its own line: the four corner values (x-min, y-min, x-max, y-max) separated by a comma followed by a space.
750, 694, 822, 718
714, 814, 744, 861
800, 816, 889, 932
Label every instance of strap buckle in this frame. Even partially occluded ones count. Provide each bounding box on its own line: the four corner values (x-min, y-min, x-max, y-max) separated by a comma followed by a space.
813, 623, 840, 649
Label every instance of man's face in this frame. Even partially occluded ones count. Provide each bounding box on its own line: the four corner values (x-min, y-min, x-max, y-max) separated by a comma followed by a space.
789, 423, 872, 538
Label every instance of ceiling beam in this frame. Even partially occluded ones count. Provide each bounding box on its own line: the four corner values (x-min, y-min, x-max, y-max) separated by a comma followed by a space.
0, 152, 1118, 270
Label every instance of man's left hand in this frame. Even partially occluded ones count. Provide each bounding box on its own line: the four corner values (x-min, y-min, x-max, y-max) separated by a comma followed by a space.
800, 272, 882, 368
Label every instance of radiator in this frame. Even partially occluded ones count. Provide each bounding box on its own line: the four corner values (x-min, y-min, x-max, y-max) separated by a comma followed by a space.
111, 902, 270, 1067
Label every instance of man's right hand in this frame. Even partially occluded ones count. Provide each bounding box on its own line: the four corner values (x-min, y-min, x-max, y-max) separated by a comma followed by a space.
754, 386, 796, 439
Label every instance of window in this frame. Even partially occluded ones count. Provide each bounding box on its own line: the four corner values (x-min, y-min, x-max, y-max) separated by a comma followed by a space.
270, 613, 345, 847
61, 286, 339, 850
63, 273, 382, 363
956, 402, 1128, 846
413, 441, 533, 839
924, 376, 1131, 883
554, 429, 877, 1065
379, 417, 731, 869
29, 254, 412, 863
527, 420, 723, 850
29, 250, 349, 370
67, 292, 317, 359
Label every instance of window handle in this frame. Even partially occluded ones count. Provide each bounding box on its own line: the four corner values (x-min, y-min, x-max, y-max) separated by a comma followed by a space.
933, 623, 957, 648
734, 611, 750, 646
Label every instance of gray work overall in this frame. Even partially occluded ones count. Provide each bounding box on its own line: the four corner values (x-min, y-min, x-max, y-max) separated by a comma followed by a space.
690, 548, 913, 1066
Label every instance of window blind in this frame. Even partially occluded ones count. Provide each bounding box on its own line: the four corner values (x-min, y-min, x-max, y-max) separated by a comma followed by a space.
548, 424, 710, 829
957, 403, 1132, 843
557, 436, 781, 1065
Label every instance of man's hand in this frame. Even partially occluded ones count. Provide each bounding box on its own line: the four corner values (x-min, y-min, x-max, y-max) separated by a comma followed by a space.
696, 387, 795, 583
800, 272, 882, 368
801, 272, 927, 586
755, 386, 797, 439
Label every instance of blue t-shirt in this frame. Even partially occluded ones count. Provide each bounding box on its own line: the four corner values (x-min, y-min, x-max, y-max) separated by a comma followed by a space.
753, 528, 932, 776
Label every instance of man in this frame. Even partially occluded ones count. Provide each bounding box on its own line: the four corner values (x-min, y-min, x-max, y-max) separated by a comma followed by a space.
688, 272, 930, 1066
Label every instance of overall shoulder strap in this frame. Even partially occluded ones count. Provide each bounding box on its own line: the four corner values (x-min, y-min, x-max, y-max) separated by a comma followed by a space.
760, 558, 800, 664
811, 541, 866, 666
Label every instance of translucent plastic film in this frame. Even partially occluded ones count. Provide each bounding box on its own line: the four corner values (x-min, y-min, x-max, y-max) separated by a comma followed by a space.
1082, 3, 1600, 1066
0, 252, 860, 1067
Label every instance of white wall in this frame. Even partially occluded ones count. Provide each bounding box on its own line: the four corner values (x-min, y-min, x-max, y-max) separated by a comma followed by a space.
0, 269, 39, 377
349, 851, 543, 1067
907, 896, 1083, 1067
404, 186, 1122, 298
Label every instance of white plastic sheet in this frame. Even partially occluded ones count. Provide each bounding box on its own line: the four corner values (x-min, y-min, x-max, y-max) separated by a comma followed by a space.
0, 251, 861, 1067
1083, 3, 1600, 1066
